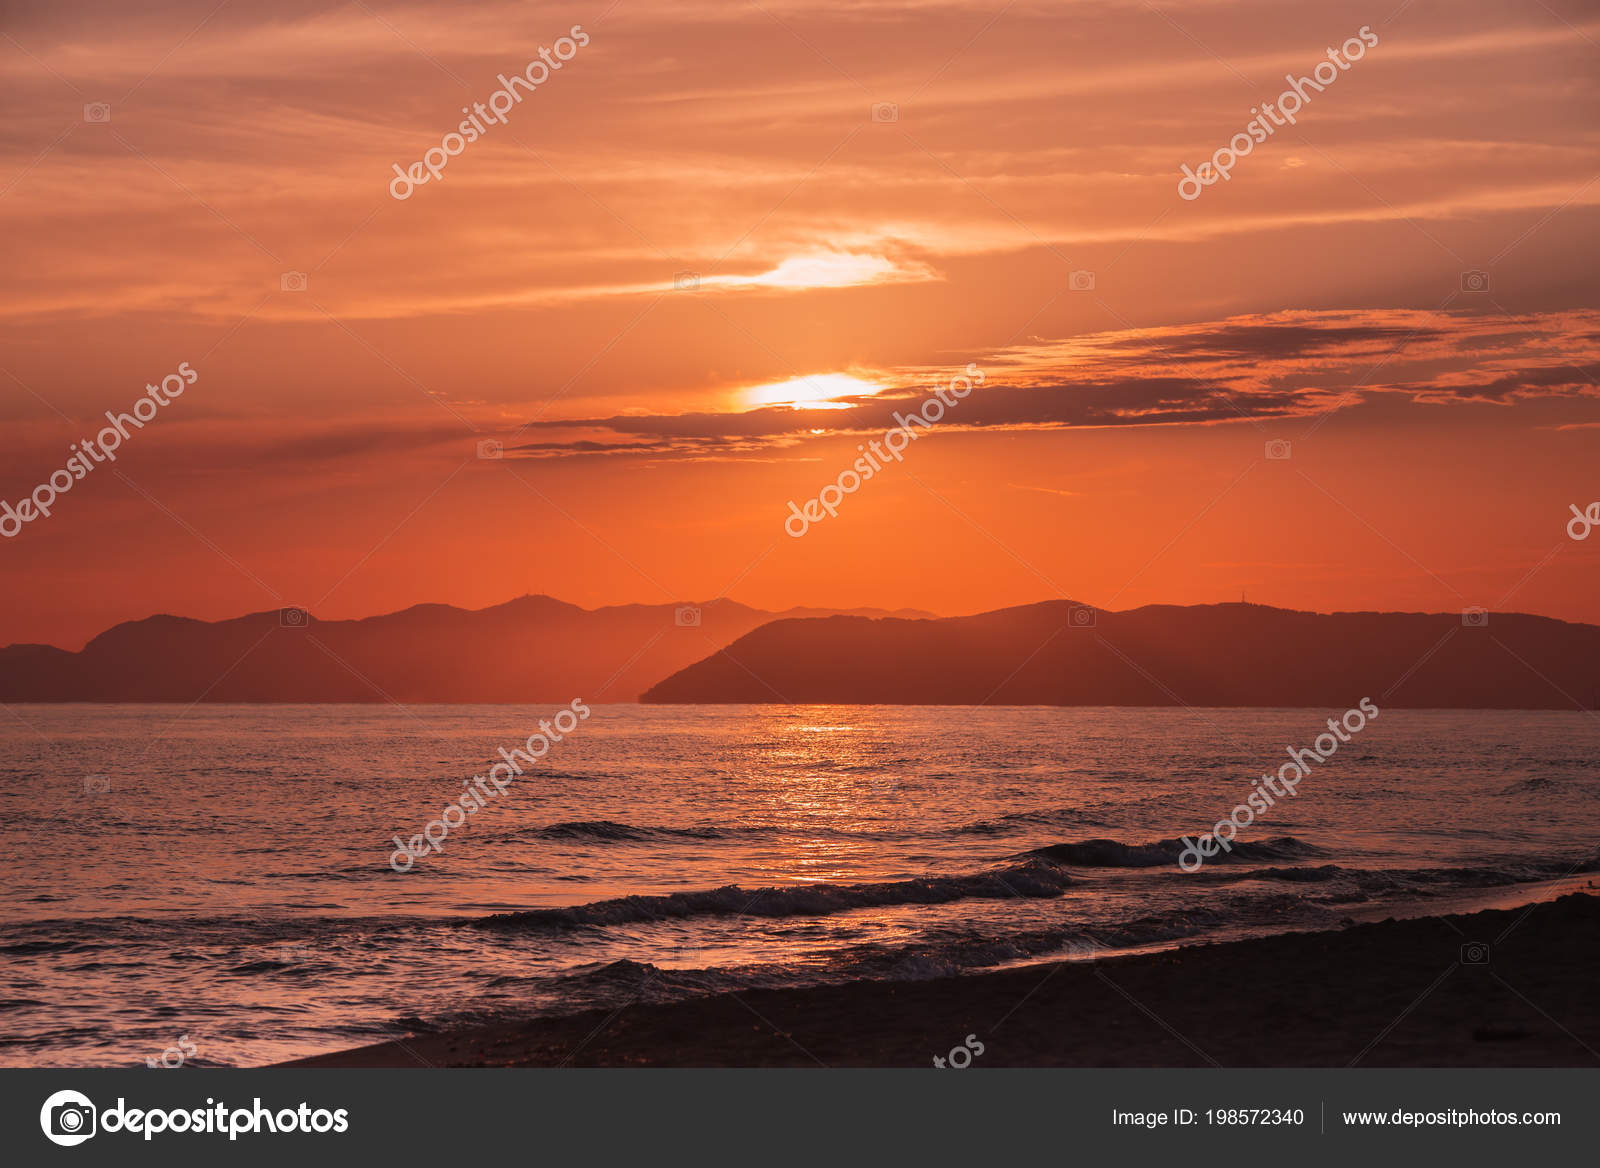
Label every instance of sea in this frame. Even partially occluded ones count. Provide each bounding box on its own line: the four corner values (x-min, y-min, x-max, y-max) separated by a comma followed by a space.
3, 703, 1597, 1067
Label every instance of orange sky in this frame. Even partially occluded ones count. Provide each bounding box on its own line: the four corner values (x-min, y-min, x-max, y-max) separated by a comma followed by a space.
3, 0, 1598, 649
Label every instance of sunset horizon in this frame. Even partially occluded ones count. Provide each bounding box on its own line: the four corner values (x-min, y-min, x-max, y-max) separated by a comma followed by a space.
3, 0, 1598, 652
3, 0, 1598, 1152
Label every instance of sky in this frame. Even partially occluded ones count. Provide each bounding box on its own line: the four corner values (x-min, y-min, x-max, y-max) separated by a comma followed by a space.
2, 0, 1598, 649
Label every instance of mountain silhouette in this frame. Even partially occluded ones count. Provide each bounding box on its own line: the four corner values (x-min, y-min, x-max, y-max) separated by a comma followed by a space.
641, 601, 1600, 709
0, 596, 931, 703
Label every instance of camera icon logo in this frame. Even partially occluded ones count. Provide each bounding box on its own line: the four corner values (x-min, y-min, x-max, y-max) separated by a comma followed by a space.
83, 103, 111, 124
1461, 607, 1489, 628
1069, 270, 1096, 291
476, 439, 504, 460
674, 605, 701, 628
40, 1089, 97, 1146
1460, 941, 1490, 965
1265, 438, 1292, 460
1068, 605, 1096, 628
1460, 270, 1491, 293
83, 774, 111, 795
871, 102, 898, 123
280, 271, 308, 293
279, 606, 309, 628
673, 271, 700, 291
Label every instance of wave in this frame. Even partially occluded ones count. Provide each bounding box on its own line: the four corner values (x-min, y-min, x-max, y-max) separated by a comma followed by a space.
473, 862, 1075, 931
481, 818, 935, 845
1231, 854, 1600, 894
0, 913, 438, 949
519, 820, 738, 843
9, 844, 1592, 968
1015, 835, 1326, 868
413, 905, 1265, 1033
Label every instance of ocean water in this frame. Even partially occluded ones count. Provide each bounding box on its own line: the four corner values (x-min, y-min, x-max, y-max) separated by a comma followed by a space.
2, 703, 1597, 1067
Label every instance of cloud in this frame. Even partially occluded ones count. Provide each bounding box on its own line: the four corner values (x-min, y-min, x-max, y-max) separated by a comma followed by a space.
499, 309, 1600, 456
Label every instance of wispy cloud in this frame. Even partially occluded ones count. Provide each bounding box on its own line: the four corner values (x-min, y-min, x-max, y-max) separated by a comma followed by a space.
501, 310, 1600, 457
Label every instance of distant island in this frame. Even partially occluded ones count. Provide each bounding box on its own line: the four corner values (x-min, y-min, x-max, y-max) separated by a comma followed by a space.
6, 597, 1596, 708
0, 596, 930, 703
642, 601, 1600, 709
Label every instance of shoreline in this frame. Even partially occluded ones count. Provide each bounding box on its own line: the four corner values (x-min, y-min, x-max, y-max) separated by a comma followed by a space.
284, 885, 1600, 1068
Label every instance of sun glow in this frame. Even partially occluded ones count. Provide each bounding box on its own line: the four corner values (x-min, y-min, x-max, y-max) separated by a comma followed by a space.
721, 251, 931, 292
743, 373, 882, 410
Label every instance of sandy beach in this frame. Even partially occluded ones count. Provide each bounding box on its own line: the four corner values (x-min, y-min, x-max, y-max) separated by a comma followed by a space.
287, 889, 1600, 1068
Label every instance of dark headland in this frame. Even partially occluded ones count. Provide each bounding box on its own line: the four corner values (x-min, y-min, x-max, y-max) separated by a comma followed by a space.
643, 601, 1600, 708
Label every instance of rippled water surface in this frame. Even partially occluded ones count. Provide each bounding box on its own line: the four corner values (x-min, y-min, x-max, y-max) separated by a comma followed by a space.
3, 704, 1597, 1066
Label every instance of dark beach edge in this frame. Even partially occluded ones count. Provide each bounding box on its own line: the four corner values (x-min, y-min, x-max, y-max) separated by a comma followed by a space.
282, 889, 1600, 1068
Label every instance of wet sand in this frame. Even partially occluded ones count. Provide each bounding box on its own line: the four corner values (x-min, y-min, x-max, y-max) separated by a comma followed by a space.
286, 891, 1600, 1068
